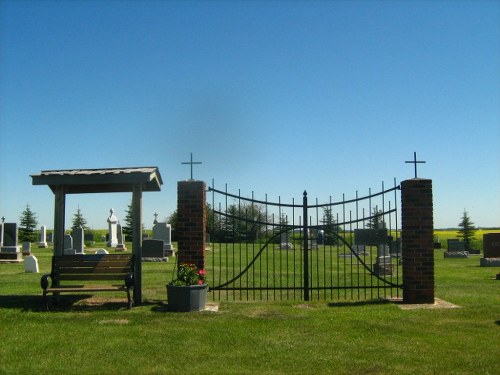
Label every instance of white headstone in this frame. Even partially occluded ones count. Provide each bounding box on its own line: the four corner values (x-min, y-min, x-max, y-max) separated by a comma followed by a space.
0, 223, 3, 246
116, 223, 127, 251
24, 255, 39, 273
95, 248, 109, 254
73, 226, 85, 254
152, 222, 175, 256
107, 208, 118, 247
38, 225, 48, 248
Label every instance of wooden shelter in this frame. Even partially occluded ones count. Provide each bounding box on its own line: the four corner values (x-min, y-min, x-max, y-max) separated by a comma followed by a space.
31, 167, 163, 304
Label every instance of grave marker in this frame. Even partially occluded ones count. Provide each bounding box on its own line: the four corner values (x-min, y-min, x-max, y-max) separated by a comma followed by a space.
107, 208, 118, 247
38, 225, 48, 248
73, 226, 85, 254
24, 255, 39, 273
152, 222, 175, 256
0, 223, 22, 262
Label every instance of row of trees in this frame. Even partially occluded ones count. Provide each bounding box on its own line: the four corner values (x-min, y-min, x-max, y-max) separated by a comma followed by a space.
14, 204, 478, 249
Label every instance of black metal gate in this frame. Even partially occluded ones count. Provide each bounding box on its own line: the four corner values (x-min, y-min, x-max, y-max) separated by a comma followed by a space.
207, 180, 402, 302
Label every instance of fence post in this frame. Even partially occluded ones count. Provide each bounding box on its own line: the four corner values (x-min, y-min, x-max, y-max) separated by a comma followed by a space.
401, 179, 434, 304
177, 180, 206, 270
303, 191, 309, 301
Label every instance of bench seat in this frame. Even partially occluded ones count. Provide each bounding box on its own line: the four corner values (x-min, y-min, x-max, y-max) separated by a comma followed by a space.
41, 254, 135, 309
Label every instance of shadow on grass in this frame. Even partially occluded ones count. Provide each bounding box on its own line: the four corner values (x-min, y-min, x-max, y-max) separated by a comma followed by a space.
327, 299, 392, 308
0, 294, 141, 312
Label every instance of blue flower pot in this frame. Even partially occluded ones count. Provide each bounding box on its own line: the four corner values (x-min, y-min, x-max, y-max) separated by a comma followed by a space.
166, 284, 207, 312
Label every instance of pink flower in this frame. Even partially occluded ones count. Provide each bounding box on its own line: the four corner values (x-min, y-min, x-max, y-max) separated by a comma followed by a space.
198, 279, 204, 285
198, 269, 206, 276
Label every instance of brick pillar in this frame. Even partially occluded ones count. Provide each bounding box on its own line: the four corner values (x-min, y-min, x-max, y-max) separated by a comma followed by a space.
401, 179, 434, 304
177, 180, 206, 270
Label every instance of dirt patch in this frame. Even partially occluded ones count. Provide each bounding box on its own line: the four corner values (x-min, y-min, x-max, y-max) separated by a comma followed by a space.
395, 298, 461, 310
99, 319, 130, 325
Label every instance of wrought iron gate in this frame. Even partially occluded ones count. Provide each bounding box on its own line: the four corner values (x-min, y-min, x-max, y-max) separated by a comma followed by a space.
207, 180, 402, 302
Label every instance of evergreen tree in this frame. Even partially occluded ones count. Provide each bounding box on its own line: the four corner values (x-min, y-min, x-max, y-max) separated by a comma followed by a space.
457, 210, 476, 252
19, 204, 38, 242
367, 207, 384, 229
72, 207, 88, 229
122, 201, 134, 242
321, 207, 340, 245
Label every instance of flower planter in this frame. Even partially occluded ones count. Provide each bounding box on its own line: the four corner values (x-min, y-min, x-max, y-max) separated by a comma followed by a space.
166, 284, 207, 312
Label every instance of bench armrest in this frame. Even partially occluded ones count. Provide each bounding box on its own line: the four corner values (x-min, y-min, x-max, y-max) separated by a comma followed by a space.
124, 272, 134, 289
40, 274, 51, 290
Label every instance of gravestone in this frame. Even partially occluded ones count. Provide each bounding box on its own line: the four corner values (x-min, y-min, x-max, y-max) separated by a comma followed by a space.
38, 225, 48, 248
280, 232, 293, 250
46, 232, 53, 243
142, 239, 167, 261
152, 222, 175, 256
22, 241, 31, 255
116, 223, 127, 251
483, 233, 500, 258
353, 245, 369, 256
205, 232, 211, 250
317, 230, 325, 245
72, 226, 85, 254
24, 255, 39, 273
0, 223, 3, 246
444, 239, 469, 258
354, 228, 388, 246
63, 234, 75, 255
107, 208, 118, 247
480, 233, 500, 267
95, 248, 109, 254
390, 238, 402, 256
0, 223, 22, 262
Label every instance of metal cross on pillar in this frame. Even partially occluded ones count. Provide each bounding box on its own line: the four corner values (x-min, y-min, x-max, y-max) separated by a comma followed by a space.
405, 152, 426, 178
181, 152, 202, 180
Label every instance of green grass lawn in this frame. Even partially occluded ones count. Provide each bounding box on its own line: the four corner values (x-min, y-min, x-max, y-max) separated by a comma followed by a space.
0, 245, 499, 374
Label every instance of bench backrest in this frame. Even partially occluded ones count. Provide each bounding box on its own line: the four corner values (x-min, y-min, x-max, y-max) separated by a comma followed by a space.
51, 254, 134, 282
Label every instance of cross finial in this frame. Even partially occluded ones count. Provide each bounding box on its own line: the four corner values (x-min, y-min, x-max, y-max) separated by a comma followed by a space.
181, 152, 202, 180
153, 212, 158, 224
405, 152, 426, 178
1, 216, 4, 223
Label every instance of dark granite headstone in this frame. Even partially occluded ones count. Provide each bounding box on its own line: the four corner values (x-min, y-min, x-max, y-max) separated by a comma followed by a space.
447, 240, 465, 252
483, 233, 500, 258
354, 228, 388, 246
142, 239, 165, 258
3, 223, 18, 246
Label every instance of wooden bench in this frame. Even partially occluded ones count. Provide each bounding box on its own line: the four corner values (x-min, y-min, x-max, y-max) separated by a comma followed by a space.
41, 254, 135, 309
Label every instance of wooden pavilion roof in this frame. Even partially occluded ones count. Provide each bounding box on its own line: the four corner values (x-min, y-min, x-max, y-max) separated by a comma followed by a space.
31, 167, 163, 194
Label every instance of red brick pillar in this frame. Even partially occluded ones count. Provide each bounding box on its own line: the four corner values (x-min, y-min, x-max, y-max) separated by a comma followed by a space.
177, 180, 206, 270
401, 179, 434, 304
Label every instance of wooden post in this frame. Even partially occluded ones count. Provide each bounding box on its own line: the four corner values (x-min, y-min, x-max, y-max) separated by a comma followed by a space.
53, 186, 66, 257
132, 184, 143, 305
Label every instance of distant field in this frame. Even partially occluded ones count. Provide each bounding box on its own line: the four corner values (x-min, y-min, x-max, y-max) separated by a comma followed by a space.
434, 228, 500, 251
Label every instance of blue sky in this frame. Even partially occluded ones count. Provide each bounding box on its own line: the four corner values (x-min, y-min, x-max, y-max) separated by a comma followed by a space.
1, 0, 499, 230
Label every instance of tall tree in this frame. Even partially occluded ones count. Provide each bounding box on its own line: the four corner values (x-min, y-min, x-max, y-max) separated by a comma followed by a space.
19, 204, 38, 242
321, 207, 340, 245
367, 207, 384, 229
457, 210, 476, 251
122, 201, 134, 242
72, 207, 88, 229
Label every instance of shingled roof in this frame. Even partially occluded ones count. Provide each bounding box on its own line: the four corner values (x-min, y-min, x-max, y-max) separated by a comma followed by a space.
31, 167, 163, 193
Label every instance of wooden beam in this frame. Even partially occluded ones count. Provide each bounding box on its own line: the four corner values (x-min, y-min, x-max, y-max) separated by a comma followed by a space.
53, 186, 66, 257
132, 184, 143, 305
